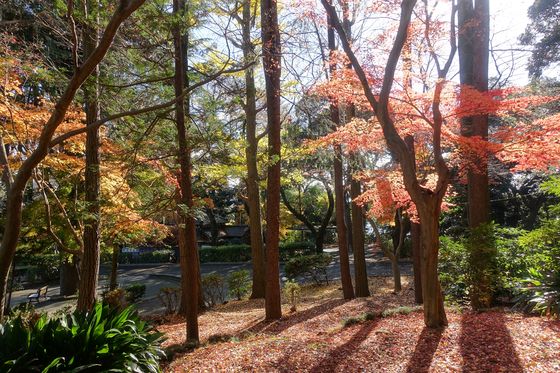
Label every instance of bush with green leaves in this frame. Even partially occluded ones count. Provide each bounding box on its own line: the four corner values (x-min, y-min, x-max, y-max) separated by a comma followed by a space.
199, 245, 251, 263
284, 254, 332, 285
227, 270, 251, 300
198, 242, 314, 263
438, 236, 469, 302
517, 268, 560, 318
0, 303, 164, 372
125, 283, 146, 303
202, 272, 226, 307
158, 287, 180, 315
279, 242, 315, 261
283, 280, 301, 312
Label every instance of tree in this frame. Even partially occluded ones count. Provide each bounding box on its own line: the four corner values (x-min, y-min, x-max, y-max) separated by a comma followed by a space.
520, 0, 560, 77
262, 0, 282, 320
0, 0, 147, 320
173, 0, 199, 344
321, 0, 453, 327
240, 0, 266, 299
326, 0, 355, 300
458, 0, 493, 309
77, 0, 102, 312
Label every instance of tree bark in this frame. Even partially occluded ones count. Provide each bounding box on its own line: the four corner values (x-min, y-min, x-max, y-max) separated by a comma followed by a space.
0, 0, 146, 320
173, 0, 199, 343
418, 198, 448, 327
60, 256, 80, 296
262, 0, 282, 320
241, 0, 266, 299
350, 166, 369, 297
458, 0, 492, 309
405, 135, 423, 303
327, 3, 354, 300
77, 1, 101, 312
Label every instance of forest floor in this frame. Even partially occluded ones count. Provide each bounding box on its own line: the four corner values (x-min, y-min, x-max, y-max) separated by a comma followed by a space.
155, 277, 560, 372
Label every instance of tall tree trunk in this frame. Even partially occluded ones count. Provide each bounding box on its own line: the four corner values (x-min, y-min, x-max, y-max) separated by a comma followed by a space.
418, 198, 447, 328
351, 163, 369, 297
77, 1, 101, 312
60, 256, 80, 296
316, 181, 334, 253
404, 135, 423, 303
242, 0, 266, 299
411, 221, 423, 302
262, 0, 282, 320
173, 0, 199, 343
458, 0, 492, 309
327, 2, 354, 300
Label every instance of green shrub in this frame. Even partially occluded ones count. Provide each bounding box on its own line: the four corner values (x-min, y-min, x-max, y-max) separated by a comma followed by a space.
125, 283, 146, 304
282, 280, 301, 312
227, 270, 251, 300
284, 254, 332, 285
6, 303, 41, 328
438, 236, 468, 302
517, 268, 560, 318
0, 303, 164, 372
465, 223, 498, 308
102, 288, 128, 310
202, 272, 226, 307
197, 242, 315, 263
199, 245, 251, 263
139, 249, 174, 263
158, 287, 180, 315
279, 242, 315, 260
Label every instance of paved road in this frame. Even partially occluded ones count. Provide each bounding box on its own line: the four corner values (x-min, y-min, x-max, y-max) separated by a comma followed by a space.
7, 246, 411, 315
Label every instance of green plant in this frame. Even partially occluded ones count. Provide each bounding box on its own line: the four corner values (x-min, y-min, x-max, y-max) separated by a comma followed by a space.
438, 236, 469, 302
279, 242, 315, 260
6, 303, 41, 328
158, 287, 180, 315
0, 303, 164, 372
517, 268, 560, 318
199, 245, 251, 263
284, 254, 332, 285
102, 288, 128, 310
227, 270, 251, 300
202, 272, 226, 307
465, 223, 498, 308
283, 280, 301, 312
125, 283, 146, 304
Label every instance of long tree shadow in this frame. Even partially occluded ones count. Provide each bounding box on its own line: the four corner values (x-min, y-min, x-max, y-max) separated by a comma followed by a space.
307, 319, 380, 373
405, 327, 443, 372
460, 311, 523, 373
239, 298, 348, 336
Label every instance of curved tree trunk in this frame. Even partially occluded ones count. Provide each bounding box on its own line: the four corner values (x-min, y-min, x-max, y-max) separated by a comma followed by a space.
77, 1, 101, 312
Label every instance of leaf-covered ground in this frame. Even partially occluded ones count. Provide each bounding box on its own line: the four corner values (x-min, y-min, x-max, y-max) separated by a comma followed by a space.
156, 278, 560, 372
